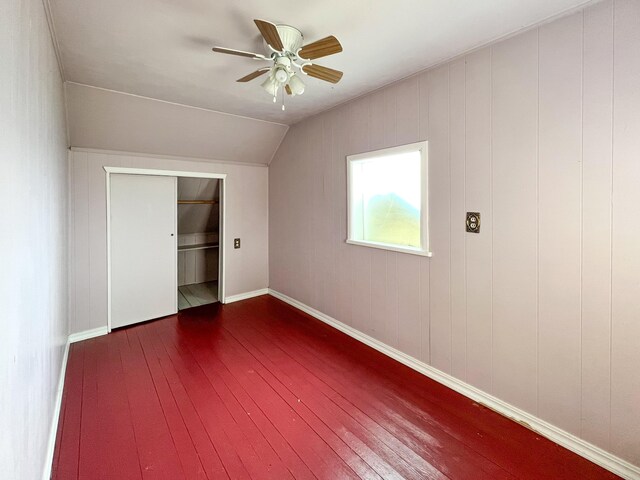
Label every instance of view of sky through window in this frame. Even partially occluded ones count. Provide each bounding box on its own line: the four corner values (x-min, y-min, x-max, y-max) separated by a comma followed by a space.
351, 150, 421, 248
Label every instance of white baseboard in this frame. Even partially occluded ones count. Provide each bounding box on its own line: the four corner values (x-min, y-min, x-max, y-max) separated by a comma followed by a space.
224, 288, 269, 304
42, 338, 70, 480
68, 326, 108, 343
42, 325, 108, 479
268, 289, 640, 480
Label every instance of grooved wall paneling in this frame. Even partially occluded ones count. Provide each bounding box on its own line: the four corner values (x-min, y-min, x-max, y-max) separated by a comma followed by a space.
611, 0, 640, 463
581, 0, 614, 450
464, 48, 492, 394
0, 0, 69, 478
428, 65, 452, 374
69, 151, 269, 334
269, 0, 640, 467
537, 12, 583, 436
490, 28, 539, 416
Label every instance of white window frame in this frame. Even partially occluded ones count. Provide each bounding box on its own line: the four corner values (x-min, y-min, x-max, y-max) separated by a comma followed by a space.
346, 141, 431, 257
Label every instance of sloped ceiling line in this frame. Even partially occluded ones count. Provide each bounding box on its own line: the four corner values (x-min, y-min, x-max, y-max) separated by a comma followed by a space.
65, 82, 289, 165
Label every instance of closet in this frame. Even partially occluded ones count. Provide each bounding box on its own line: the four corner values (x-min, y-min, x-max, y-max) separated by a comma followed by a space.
176, 177, 221, 310
109, 171, 224, 330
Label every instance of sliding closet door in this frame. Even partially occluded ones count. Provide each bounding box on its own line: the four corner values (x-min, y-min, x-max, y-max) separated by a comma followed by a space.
110, 174, 177, 328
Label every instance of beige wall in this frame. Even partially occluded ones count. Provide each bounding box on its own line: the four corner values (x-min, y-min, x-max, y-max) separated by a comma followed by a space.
269, 0, 639, 467
69, 150, 269, 334
0, 0, 69, 478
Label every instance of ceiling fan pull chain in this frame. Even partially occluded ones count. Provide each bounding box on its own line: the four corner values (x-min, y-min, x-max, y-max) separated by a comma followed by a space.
282, 87, 286, 111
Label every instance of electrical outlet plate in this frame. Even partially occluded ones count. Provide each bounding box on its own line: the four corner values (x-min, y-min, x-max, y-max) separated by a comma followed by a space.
466, 212, 480, 233
234, 238, 241, 249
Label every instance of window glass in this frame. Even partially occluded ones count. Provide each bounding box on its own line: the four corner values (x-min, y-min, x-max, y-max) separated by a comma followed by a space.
347, 142, 429, 256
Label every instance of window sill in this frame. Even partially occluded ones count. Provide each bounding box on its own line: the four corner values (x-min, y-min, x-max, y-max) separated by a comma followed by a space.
346, 239, 433, 257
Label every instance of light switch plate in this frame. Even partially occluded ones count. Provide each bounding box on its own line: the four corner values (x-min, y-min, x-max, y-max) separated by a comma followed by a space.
466, 212, 480, 233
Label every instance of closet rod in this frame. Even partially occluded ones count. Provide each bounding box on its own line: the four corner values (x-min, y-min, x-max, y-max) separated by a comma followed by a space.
177, 200, 219, 205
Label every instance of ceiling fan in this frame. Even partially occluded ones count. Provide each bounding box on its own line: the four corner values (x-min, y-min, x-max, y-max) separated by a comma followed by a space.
212, 19, 343, 110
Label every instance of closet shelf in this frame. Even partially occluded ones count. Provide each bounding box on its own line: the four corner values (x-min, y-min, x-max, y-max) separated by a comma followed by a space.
177, 243, 219, 252
178, 200, 219, 205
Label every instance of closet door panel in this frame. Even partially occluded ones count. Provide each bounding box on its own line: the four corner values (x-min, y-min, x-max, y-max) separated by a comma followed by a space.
110, 174, 177, 328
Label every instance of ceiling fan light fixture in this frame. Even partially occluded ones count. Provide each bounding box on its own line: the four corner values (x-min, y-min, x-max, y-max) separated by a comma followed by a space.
274, 67, 289, 84
261, 75, 279, 96
288, 74, 305, 95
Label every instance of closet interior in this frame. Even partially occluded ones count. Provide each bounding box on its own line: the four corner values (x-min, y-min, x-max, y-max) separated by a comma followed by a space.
177, 177, 221, 310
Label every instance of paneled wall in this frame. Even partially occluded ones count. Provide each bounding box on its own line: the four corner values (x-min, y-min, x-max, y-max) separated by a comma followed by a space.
269, 0, 639, 466
178, 233, 219, 285
69, 150, 269, 334
0, 0, 69, 478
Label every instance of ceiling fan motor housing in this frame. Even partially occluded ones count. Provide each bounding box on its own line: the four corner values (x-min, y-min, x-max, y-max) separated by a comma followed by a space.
264, 25, 303, 54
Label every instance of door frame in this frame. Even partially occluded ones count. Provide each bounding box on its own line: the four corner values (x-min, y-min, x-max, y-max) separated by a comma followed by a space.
105, 166, 227, 333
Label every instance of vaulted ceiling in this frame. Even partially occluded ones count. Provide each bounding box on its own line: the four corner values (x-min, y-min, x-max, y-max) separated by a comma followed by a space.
50, 0, 596, 126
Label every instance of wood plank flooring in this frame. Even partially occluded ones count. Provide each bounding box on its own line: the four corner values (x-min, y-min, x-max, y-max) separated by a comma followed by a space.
178, 281, 218, 310
52, 295, 620, 479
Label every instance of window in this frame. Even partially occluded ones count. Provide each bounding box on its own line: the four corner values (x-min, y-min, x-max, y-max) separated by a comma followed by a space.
347, 141, 430, 256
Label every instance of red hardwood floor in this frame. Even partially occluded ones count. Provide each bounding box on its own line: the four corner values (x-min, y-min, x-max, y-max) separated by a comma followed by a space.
52, 295, 620, 479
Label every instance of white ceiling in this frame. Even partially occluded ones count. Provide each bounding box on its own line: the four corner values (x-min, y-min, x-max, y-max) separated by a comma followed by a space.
51, 0, 595, 125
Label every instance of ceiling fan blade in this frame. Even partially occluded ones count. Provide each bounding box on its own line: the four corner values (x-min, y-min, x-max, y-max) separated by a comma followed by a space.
212, 46, 267, 60
298, 36, 343, 60
302, 64, 343, 84
254, 19, 284, 51
237, 68, 270, 82
285, 84, 292, 95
